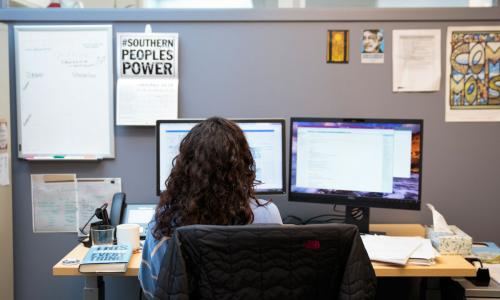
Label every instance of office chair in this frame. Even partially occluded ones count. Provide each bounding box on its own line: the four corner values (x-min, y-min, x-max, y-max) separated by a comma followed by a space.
154, 223, 376, 300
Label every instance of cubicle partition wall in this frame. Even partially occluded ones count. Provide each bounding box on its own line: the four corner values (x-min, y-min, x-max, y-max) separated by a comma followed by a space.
1, 8, 500, 300
0, 21, 13, 300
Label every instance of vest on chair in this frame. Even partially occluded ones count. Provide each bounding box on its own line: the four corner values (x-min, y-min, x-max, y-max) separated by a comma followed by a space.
155, 223, 376, 300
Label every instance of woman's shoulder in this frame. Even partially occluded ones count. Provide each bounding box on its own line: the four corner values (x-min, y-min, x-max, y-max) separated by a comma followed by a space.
250, 199, 283, 224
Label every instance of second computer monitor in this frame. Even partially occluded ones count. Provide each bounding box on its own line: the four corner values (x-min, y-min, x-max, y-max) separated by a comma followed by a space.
289, 117, 423, 210
156, 119, 285, 195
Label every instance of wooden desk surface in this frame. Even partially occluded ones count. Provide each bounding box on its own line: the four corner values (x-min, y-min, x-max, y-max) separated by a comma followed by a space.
53, 224, 476, 278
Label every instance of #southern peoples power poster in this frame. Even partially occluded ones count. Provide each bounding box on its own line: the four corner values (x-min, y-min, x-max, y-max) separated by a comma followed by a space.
446, 26, 500, 122
116, 30, 179, 126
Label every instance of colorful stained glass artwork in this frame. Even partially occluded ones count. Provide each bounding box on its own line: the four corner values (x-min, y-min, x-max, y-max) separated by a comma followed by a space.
446, 26, 500, 122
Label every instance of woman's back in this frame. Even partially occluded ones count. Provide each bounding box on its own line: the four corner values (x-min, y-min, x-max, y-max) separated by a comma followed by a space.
139, 117, 283, 299
139, 199, 282, 299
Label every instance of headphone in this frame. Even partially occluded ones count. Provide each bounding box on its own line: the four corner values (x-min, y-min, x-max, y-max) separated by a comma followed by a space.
79, 203, 110, 236
94, 203, 110, 225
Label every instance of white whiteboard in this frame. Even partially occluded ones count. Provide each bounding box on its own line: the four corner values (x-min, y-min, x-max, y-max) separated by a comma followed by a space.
15, 25, 114, 159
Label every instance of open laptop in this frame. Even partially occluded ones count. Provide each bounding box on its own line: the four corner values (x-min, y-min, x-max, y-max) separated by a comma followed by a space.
121, 204, 156, 239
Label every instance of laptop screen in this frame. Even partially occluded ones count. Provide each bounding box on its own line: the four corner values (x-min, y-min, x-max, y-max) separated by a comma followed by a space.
122, 204, 156, 237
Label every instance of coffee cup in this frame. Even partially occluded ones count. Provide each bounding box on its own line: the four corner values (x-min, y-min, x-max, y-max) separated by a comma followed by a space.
116, 223, 140, 251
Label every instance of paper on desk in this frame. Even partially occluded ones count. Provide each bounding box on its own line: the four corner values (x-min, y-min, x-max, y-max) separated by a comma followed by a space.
427, 203, 453, 234
408, 238, 439, 266
31, 174, 77, 232
361, 235, 425, 265
76, 178, 122, 235
392, 29, 441, 92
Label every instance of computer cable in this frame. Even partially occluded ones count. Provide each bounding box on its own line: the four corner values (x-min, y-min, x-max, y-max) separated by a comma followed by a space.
282, 215, 305, 225
303, 214, 345, 224
350, 207, 364, 220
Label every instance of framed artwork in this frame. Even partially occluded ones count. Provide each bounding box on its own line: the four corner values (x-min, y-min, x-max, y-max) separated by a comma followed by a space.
327, 30, 349, 63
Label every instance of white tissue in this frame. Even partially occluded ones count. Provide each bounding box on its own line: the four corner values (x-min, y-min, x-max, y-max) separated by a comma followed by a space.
426, 204, 453, 234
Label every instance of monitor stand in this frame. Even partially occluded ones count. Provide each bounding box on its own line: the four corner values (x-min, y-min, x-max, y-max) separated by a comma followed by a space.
345, 206, 386, 235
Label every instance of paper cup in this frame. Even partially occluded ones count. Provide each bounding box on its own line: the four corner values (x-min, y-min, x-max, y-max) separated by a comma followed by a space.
116, 223, 140, 251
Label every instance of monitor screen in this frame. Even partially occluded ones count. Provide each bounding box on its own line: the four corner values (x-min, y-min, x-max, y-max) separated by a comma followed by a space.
156, 119, 285, 195
289, 118, 423, 210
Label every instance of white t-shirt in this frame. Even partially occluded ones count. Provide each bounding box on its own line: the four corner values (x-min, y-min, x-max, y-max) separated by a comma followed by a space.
250, 199, 283, 224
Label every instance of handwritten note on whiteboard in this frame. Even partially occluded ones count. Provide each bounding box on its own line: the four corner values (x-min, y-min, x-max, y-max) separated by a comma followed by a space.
31, 174, 77, 232
15, 25, 114, 159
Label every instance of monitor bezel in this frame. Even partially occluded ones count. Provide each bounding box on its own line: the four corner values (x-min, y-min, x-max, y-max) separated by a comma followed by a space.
288, 117, 423, 211
156, 118, 286, 196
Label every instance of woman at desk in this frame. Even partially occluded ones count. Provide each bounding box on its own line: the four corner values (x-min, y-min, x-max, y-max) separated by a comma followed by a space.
139, 117, 283, 299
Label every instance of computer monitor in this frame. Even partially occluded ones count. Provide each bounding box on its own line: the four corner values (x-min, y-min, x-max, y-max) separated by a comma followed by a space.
156, 119, 285, 195
289, 118, 423, 232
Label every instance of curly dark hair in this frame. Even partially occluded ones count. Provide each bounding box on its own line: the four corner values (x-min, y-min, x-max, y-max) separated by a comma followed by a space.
153, 117, 257, 239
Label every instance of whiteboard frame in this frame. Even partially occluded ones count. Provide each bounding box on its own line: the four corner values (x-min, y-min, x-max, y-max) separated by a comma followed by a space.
14, 25, 115, 160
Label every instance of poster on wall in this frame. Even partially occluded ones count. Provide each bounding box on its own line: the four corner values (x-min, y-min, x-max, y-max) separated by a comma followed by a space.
361, 29, 384, 64
445, 26, 500, 122
116, 27, 179, 126
327, 30, 349, 63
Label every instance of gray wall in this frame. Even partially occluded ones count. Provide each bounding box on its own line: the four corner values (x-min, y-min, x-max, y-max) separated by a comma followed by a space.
3, 9, 500, 300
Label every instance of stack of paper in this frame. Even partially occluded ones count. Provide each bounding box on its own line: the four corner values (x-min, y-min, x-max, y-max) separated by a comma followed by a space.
361, 235, 438, 266
408, 239, 440, 266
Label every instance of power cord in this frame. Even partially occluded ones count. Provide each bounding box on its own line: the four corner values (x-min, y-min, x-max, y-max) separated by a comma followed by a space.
282, 215, 305, 225
350, 207, 364, 220
303, 214, 344, 224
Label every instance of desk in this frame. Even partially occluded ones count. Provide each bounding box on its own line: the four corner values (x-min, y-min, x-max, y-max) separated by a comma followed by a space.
369, 224, 476, 277
53, 224, 476, 299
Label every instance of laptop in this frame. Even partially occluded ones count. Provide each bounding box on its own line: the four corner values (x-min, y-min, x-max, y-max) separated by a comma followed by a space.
121, 204, 156, 239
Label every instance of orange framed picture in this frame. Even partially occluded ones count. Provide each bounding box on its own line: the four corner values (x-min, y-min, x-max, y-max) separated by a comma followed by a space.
327, 30, 349, 63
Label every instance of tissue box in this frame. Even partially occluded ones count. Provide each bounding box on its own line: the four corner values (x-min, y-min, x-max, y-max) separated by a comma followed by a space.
426, 225, 472, 255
